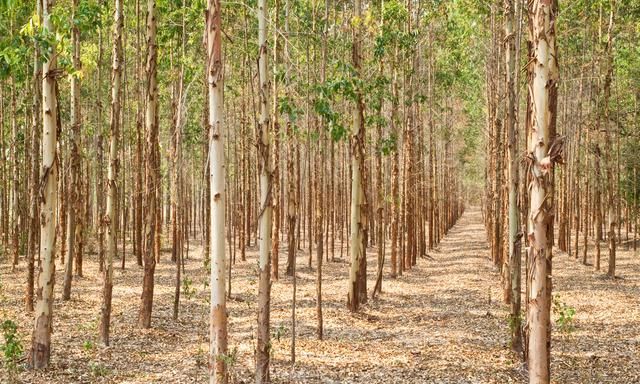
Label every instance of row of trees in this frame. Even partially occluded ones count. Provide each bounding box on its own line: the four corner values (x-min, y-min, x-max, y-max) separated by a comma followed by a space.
0, 0, 477, 382
484, 0, 639, 383
9, 0, 638, 383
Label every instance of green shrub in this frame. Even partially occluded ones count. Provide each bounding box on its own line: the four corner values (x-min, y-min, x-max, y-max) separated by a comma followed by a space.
553, 294, 576, 333
1, 320, 24, 375
83, 340, 96, 352
89, 362, 110, 377
182, 277, 197, 300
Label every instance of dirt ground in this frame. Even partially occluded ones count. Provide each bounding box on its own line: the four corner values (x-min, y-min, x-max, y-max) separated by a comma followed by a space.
1, 207, 639, 383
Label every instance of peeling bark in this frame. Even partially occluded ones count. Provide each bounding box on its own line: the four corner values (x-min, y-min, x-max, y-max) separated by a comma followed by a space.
29, 0, 58, 370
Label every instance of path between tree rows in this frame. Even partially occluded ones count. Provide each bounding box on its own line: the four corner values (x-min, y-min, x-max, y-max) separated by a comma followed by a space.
3, 207, 639, 383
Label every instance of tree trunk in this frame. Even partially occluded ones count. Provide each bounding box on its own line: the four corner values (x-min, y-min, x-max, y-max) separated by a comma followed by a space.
526, 1, 558, 382
206, 0, 228, 381
96, 18, 106, 272
282, 1, 296, 361
372, 3, 386, 297
315, 140, 323, 338
505, 0, 522, 354
172, 0, 187, 321
390, 48, 400, 279
62, 0, 82, 301
134, 0, 144, 267
10, 76, 19, 271
29, 0, 58, 369
100, 0, 123, 346
139, 0, 159, 329
602, 3, 617, 278
256, 0, 273, 380
0, 83, 5, 252
594, 148, 602, 271
347, 0, 366, 312
26, 0, 43, 313
428, 38, 436, 251
271, 0, 281, 281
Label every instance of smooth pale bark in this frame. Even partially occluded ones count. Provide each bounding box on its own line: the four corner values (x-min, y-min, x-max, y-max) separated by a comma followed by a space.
347, 0, 366, 312
29, 0, 58, 369
527, 1, 558, 382
206, 0, 228, 382
256, 0, 273, 381
139, 0, 159, 329
100, 0, 123, 346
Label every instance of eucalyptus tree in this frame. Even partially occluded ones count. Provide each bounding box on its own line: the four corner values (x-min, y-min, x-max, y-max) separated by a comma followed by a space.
171, 0, 188, 321
381, 0, 407, 279
9, 19, 19, 273
602, 1, 617, 278
29, 0, 58, 370
401, 0, 416, 272
282, 0, 298, 364
256, 0, 273, 380
504, 0, 522, 353
372, 0, 387, 297
206, 0, 228, 381
270, 0, 281, 282
26, 0, 43, 313
347, 0, 367, 313
527, 0, 559, 382
100, 0, 124, 346
371, 0, 404, 293
62, 0, 82, 300
139, 0, 159, 329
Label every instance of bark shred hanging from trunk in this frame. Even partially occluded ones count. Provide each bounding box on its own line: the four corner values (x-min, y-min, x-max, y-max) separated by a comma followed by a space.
526, 1, 559, 382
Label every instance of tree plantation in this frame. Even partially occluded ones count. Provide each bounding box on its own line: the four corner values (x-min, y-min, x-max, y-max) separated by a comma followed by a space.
1, 0, 639, 383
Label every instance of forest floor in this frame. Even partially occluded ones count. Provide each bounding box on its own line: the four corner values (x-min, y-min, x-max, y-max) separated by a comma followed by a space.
1, 207, 639, 383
